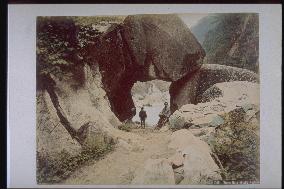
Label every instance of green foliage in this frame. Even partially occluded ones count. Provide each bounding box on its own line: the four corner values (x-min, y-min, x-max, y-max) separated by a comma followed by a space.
37, 17, 79, 77
36, 142, 114, 184
36, 16, 126, 91
36, 16, 110, 89
211, 110, 260, 182
118, 124, 132, 132
73, 16, 125, 27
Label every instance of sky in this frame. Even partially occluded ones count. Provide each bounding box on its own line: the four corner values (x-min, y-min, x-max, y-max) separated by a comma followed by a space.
178, 13, 209, 28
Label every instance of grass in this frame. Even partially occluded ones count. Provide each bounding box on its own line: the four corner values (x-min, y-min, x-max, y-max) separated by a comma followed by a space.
117, 122, 141, 132
118, 124, 132, 132
37, 139, 115, 184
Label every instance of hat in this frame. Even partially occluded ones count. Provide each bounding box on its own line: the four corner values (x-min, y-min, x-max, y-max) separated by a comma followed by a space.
164, 102, 168, 105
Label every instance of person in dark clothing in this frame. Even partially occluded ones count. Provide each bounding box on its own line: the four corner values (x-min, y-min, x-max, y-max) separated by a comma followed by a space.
155, 102, 171, 129
139, 107, 147, 128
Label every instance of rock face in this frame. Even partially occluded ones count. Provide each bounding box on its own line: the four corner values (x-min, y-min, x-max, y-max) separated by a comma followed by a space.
55, 64, 121, 130
37, 63, 121, 158
192, 14, 259, 72
37, 90, 82, 157
170, 64, 259, 112
94, 14, 205, 121
169, 81, 259, 130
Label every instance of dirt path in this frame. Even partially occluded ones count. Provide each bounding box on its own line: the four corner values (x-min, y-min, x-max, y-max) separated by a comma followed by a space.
63, 128, 175, 185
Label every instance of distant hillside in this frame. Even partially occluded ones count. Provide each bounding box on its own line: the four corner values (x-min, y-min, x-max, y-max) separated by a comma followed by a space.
191, 15, 217, 44
192, 14, 259, 73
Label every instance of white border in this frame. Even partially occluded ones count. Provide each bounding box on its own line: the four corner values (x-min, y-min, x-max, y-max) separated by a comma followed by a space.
7, 4, 282, 188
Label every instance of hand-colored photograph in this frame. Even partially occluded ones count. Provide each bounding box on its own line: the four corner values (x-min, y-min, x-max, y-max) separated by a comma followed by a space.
36, 13, 259, 185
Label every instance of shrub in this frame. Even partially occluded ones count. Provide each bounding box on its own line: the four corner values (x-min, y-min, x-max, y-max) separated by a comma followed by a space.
118, 124, 132, 132
37, 141, 114, 184
211, 109, 259, 182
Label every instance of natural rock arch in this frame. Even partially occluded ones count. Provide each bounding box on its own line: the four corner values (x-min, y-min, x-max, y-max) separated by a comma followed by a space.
93, 14, 205, 121
91, 14, 259, 122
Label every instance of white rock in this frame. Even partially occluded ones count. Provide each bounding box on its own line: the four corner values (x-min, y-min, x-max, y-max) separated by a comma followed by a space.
180, 145, 222, 184
131, 158, 175, 185
167, 129, 221, 184
168, 151, 184, 168
168, 129, 210, 153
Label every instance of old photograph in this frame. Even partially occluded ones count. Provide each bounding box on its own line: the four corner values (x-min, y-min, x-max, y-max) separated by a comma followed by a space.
36, 13, 260, 185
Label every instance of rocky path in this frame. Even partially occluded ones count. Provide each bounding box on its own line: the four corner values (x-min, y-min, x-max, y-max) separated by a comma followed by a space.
62, 128, 175, 185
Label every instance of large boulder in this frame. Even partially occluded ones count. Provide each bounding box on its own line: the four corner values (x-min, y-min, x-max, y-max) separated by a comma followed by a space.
94, 14, 205, 121
123, 14, 205, 81
169, 101, 230, 131
168, 129, 221, 184
131, 158, 176, 185
199, 80, 260, 104
180, 145, 222, 184
77, 122, 116, 150
168, 129, 211, 153
169, 81, 259, 130
170, 64, 259, 112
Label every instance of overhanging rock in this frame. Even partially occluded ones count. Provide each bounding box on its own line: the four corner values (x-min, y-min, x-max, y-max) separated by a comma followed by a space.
93, 14, 205, 121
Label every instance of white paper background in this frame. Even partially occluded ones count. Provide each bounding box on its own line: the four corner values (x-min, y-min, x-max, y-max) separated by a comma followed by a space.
7, 4, 282, 188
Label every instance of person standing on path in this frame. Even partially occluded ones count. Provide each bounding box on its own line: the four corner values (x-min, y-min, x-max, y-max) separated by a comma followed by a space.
139, 107, 147, 128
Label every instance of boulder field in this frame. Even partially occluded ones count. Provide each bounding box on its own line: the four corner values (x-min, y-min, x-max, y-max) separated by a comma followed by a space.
169, 81, 259, 131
